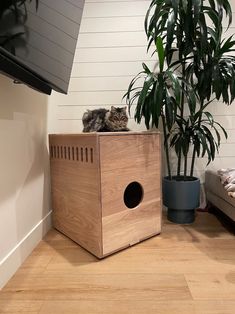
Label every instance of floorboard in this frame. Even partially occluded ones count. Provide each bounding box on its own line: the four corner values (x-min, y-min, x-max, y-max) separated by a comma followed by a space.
0, 212, 235, 314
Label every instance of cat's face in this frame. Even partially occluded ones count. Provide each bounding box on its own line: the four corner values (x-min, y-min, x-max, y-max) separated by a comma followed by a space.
108, 106, 128, 129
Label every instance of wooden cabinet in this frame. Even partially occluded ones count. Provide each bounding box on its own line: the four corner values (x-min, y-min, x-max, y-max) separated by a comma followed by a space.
49, 131, 162, 258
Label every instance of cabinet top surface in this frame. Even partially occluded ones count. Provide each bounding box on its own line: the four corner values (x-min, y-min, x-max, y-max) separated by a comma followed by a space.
49, 131, 160, 138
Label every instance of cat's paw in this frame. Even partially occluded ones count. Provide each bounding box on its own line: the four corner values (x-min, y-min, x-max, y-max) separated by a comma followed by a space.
225, 182, 235, 192
228, 191, 235, 198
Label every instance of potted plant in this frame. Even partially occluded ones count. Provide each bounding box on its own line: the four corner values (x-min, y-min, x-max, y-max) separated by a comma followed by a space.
124, 0, 235, 224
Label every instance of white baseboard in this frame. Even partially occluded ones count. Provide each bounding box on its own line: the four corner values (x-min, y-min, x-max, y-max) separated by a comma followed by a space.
0, 211, 52, 289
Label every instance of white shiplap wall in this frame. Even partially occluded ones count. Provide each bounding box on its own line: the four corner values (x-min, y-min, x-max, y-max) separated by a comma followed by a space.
47, 0, 151, 133
48, 0, 235, 181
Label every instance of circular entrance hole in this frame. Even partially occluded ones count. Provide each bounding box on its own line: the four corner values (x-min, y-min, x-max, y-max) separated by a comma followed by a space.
123, 181, 143, 209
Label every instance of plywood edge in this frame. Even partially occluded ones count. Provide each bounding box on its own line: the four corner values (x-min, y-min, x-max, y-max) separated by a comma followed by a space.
96, 135, 103, 257
97, 131, 161, 136
53, 227, 103, 259
101, 231, 161, 258
48, 133, 98, 139
49, 130, 161, 138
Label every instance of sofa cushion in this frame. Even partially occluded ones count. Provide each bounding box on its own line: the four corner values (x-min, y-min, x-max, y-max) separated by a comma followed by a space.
205, 170, 235, 207
205, 170, 235, 221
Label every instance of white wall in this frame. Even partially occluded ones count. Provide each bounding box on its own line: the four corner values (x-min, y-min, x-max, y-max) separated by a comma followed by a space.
47, 0, 150, 133
177, 1, 235, 179
0, 76, 51, 288
48, 0, 235, 181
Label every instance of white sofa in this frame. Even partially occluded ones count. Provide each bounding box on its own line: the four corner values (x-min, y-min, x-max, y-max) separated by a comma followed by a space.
205, 170, 235, 222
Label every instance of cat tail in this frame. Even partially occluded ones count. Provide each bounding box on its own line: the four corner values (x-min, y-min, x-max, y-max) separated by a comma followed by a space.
82, 110, 92, 122
82, 110, 92, 132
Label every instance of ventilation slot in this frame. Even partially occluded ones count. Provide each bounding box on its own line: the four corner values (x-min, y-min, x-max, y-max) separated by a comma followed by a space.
50, 146, 53, 158
72, 147, 75, 160
51, 145, 95, 163
90, 148, 93, 163
85, 148, 88, 162
81, 148, 84, 162
53, 146, 57, 159
76, 147, 79, 161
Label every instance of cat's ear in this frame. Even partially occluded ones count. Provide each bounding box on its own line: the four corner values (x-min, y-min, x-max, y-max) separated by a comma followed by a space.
111, 106, 115, 111
123, 106, 127, 111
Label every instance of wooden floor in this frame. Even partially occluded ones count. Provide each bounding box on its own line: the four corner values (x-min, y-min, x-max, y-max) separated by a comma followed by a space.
0, 212, 235, 314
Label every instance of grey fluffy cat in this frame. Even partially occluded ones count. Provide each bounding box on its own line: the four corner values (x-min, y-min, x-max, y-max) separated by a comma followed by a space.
82, 106, 129, 132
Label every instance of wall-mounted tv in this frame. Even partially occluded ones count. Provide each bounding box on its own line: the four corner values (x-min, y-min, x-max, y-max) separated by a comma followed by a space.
0, 0, 85, 95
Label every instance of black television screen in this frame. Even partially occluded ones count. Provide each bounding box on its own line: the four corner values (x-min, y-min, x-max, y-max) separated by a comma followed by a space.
0, 0, 85, 95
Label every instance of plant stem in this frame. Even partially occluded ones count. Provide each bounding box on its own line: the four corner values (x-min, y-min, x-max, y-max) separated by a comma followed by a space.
190, 145, 196, 177
177, 62, 186, 176
190, 148, 196, 177
162, 113, 172, 179
184, 154, 188, 180
177, 148, 181, 176
190, 99, 204, 177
